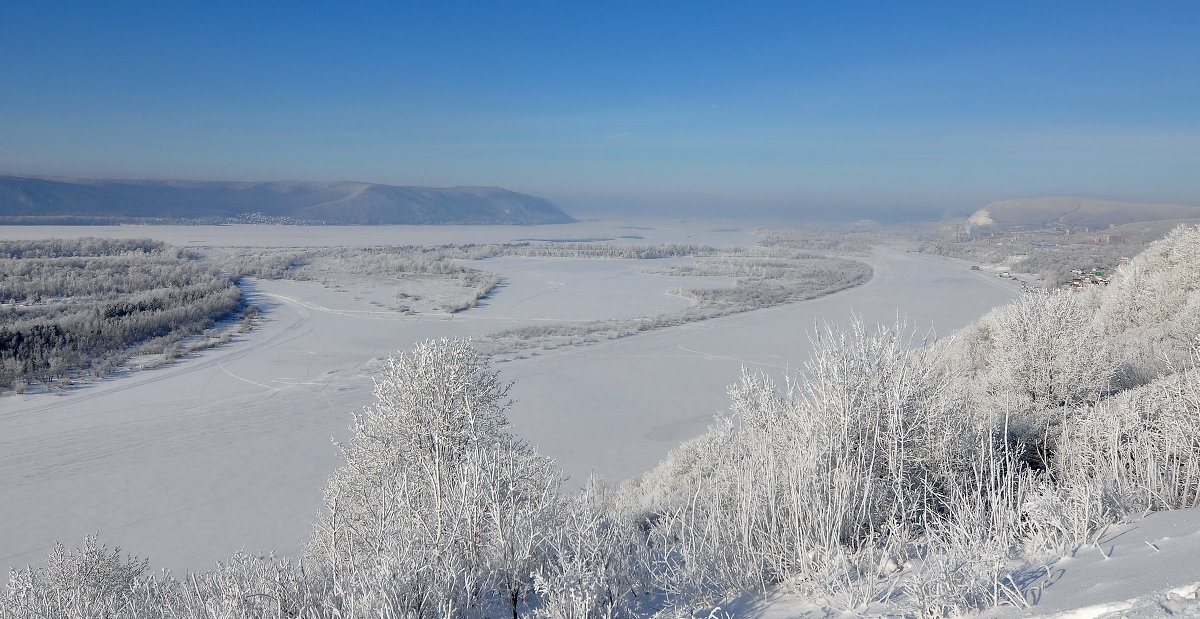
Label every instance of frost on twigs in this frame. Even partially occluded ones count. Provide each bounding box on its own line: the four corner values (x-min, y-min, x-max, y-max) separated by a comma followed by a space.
2, 536, 151, 617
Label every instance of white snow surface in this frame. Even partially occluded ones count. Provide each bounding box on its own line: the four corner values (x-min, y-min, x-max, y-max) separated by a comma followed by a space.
989, 508, 1200, 618
0, 222, 1024, 584
464, 256, 736, 322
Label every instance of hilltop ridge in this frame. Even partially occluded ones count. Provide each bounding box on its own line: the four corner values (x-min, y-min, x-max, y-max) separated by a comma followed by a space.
0, 175, 575, 225
967, 196, 1200, 229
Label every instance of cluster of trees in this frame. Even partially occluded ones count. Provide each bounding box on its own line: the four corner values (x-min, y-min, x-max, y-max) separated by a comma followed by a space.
217, 249, 312, 280
6, 226, 1200, 617
460, 242, 728, 260
0, 239, 242, 391
659, 251, 871, 307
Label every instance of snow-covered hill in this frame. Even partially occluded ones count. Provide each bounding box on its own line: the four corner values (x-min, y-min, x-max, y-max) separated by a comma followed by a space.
0, 175, 574, 225
967, 197, 1200, 229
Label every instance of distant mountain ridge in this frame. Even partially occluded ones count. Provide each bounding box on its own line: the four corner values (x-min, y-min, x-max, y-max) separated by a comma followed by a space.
967, 196, 1200, 229
0, 175, 575, 225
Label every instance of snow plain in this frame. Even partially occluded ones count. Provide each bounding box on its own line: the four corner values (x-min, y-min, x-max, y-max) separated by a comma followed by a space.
0, 221, 1020, 581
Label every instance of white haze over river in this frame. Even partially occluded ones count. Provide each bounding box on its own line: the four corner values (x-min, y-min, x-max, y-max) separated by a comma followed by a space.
0, 221, 1020, 576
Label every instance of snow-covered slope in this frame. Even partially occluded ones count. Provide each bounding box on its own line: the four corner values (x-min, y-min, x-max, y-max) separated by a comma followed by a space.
966, 197, 1200, 229
998, 508, 1200, 618
734, 508, 1200, 617
0, 175, 575, 224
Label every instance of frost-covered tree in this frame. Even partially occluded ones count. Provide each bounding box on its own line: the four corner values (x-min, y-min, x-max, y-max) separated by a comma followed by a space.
311, 338, 561, 617
1, 537, 150, 617
979, 289, 1115, 413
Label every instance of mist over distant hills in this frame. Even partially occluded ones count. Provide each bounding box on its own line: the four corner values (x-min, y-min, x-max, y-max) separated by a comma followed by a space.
0, 175, 575, 225
966, 196, 1200, 229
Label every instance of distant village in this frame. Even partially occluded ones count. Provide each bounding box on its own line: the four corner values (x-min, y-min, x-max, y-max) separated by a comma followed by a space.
1065, 265, 1115, 288
971, 257, 1129, 292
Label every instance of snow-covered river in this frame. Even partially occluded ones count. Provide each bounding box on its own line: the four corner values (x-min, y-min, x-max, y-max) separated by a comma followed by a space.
0, 224, 1019, 575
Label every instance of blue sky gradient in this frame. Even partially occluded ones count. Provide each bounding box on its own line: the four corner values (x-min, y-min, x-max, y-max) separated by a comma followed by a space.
2, 2, 1197, 219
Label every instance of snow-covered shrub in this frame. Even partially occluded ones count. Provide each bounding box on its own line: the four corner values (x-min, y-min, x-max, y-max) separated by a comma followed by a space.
1095, 225, 1200, 383
1096, 225, 1200, 336
531, 480, 652, 619
1, 544, 345, 618
933, 287, 1119, 482
1051, 355, 1200, 516
624, 319, 1026, 614
2, 536, 156, 618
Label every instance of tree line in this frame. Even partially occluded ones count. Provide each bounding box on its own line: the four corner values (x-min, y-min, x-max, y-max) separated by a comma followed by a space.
0, 239, 242, 391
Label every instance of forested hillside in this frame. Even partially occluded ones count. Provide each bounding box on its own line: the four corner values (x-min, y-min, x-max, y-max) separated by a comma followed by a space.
4, 227, 1200, 617
0, 239, 242, 391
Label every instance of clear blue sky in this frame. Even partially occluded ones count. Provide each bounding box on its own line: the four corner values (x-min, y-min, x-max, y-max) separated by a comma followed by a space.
2, 1, 1197, 219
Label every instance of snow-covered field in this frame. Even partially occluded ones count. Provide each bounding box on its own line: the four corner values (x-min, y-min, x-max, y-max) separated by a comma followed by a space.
0, 222, 1020, 582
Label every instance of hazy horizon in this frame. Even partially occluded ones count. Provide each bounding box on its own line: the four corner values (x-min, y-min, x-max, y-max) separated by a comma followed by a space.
2, 2, 1197, 219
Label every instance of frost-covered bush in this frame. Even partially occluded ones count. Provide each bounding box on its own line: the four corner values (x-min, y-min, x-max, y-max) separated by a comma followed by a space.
622, 319, 1029, 614
1051, 350, 1200, 515
531, 480, 652, 619
1096, 225, 1200, 336
935, 288, 1118, 473
985, 290, 1113, 407
2, 537, 153, 618
1096, 225, 1200, 384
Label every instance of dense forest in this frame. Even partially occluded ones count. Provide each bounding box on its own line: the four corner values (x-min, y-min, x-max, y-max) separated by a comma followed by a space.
3, 227, 1200, 617
0, 238, 243, 391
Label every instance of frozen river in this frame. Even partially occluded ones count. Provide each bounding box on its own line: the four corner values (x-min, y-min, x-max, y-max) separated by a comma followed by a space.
0, 223, 1019, 575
